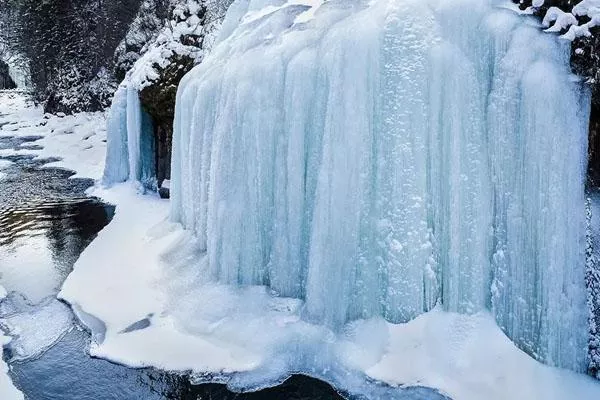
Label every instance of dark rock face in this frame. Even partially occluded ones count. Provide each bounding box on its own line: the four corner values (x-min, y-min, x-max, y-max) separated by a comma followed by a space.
139, 55, 194, 186
137, 5, 205, 188
572, 37, 600, 187
0, 61, 16, 89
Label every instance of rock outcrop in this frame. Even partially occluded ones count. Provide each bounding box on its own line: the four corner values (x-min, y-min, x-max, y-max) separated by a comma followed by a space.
0, 61, 16, 89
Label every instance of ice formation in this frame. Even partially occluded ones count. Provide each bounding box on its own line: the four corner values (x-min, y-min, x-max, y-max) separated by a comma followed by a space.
169, 0, 591, 373
102, 0, 230, 188
103, 84, 156, 188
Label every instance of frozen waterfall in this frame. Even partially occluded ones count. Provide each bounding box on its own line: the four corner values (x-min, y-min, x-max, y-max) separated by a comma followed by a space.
103, 84, 156, 189
168, 0, 590, 372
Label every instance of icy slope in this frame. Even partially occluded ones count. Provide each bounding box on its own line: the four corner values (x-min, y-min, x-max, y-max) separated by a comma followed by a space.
171, 0, 590, 372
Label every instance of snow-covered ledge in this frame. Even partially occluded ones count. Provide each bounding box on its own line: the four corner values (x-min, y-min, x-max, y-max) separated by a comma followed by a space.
526, 0, 600, 40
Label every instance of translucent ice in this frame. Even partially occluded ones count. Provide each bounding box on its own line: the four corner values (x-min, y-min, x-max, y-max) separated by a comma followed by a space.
170, 0, 590, 372
103, 84, 156, 189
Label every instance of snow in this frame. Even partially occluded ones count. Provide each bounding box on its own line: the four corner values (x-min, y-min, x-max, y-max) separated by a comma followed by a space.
59, 201, 600, 399
534, 0, 600, 40
103, 0, 215, 189
543, 7, 578, 33
127, 0, 209, 91
234, 0, 324, 26
0, 92, 107, 180
366, 309, 600, 400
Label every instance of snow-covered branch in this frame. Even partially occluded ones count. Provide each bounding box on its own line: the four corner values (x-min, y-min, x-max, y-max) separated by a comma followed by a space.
530, 0, 600, 40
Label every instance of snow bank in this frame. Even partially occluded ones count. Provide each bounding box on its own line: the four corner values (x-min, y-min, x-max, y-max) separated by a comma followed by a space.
366, 309, 600, 400
533, 0, 600, 40
59, 194, 600, 399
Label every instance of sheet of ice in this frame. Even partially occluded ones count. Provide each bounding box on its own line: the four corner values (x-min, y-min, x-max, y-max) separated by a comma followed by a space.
0, 333, 23, 400
103, 86, 130, 184
102, 0, 225, 189
59, 189, 600, 399
60, 0, 599, 398
0, 295, 73, 361
102, 83, 156, 189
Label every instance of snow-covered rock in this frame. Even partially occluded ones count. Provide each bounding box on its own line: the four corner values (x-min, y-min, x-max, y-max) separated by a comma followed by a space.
103, 0, 234, 189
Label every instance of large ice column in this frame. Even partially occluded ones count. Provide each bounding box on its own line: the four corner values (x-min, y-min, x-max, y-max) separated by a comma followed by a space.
103, 86, 130, 184
171, 0, 590, 372
103, 84, 156, 189
487, 22, 590, 370
427, 2, 496, 317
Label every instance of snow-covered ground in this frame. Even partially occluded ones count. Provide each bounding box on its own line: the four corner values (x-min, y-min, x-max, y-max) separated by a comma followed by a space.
0, 91, 107, 180
57, 190, 600, 399
58, 199, 600, 400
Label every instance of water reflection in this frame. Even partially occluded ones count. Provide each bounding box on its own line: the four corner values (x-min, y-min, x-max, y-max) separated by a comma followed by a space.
0, 199, 114, 303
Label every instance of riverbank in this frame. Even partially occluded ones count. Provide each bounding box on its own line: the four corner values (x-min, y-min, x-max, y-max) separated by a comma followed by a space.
0, 90, 108, 400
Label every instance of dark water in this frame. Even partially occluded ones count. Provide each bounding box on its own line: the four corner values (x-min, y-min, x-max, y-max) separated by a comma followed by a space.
0, 135, 448, 400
